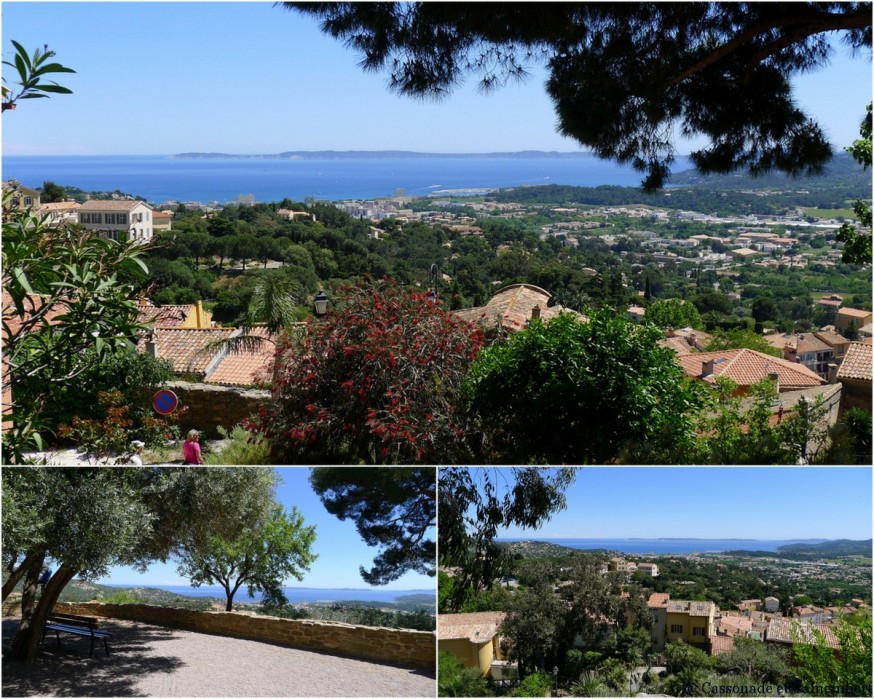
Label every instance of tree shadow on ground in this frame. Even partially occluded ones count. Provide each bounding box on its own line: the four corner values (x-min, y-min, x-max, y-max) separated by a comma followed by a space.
1, 618, 185, 697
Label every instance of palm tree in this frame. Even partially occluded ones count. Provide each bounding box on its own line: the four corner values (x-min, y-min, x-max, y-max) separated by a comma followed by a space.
202, 273, 304, 360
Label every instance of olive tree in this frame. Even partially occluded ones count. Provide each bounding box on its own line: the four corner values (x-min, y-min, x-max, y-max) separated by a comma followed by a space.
1, 467, 277, 662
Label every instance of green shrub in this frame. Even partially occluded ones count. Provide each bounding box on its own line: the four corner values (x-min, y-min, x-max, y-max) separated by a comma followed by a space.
510, 672, 553, 697
205, 424, 271, 465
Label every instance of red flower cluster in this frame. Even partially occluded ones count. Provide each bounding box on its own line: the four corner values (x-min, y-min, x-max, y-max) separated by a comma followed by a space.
247, 278, 484, 463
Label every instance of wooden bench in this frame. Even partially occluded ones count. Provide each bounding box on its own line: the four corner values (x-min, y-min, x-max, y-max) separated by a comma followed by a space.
43, 612, 112, 657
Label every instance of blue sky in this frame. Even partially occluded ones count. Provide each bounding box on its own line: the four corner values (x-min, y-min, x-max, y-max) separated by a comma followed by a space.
1, 2, 871, 156
489, 467, 873, 541
99, 467, 435, 591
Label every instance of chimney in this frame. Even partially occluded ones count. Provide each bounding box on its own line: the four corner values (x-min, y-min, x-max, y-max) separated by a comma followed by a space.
701, 359, 715, 377
827, 363, 838, 384
768, 371, 779, 393
531, 305, 541, 320
667, 327, 675, 338
145, 333, 158, 359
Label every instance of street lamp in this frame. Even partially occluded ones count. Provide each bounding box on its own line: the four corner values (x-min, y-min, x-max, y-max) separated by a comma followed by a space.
313, 290, 329, 317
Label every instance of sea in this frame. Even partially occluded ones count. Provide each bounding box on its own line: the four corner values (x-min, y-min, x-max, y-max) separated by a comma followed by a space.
498, 538, 827, 555
0, 153, 692, 204
103, 584, 434, 605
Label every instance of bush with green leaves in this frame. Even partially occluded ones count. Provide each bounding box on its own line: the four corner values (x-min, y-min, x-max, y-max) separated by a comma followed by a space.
438, 651, 493, 698
464, 310, 702, 463
510, 671, 554, 697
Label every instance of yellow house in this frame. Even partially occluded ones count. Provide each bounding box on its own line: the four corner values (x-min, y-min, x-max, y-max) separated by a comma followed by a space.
666, 600, 716, 648
437, 612, 510, 677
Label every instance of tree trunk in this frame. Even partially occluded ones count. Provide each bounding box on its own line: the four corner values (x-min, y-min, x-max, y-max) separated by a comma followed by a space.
9, 563, 77, 663
2, 550, 44, 602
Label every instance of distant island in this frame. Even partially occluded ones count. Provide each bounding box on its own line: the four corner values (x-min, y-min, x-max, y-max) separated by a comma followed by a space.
171, 150, 595, 160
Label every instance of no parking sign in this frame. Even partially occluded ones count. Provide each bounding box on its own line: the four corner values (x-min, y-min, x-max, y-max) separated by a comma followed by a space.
152, 389, 179, 415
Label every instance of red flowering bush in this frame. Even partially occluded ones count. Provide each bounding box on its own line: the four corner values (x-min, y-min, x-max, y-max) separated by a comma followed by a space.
247, 278, 484, 464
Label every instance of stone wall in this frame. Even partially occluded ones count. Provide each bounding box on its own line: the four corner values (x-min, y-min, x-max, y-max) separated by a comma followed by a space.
54, 602, 434, 669
167, 381, 271, 438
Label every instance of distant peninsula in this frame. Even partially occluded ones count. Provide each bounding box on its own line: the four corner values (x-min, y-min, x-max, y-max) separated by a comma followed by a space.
171, 150, 594, 160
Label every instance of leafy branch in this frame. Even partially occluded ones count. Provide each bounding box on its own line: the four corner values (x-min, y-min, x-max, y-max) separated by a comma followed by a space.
2, 41, 75, 112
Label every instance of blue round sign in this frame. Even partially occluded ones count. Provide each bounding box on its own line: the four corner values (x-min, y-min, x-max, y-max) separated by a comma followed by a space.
152, 389, 178, 415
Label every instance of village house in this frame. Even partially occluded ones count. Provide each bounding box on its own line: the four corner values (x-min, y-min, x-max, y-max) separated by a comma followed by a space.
78, 199, 156, 243
835, 307, 873, 338
38, 200, 81, 226
676, 348, 826, 394
3, 181, 40, 210
437, 612, 515, 680
836, 342, 872, 413
453, 283, 578, 334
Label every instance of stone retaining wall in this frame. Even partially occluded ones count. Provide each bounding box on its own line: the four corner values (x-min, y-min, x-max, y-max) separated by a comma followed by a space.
167, 382, 271, 438
54, 602, 434, 669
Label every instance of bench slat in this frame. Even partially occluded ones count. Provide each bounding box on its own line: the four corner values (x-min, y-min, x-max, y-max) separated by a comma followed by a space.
45, 623, 111, 638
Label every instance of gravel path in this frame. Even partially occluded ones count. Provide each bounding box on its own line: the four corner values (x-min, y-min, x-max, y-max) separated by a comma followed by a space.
2, 618, 435, 697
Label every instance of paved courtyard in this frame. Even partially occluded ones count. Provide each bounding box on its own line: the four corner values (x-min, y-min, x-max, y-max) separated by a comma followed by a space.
2, 618, 435, 697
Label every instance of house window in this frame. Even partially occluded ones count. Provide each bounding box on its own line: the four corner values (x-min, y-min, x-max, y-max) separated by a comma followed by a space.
693, 627, 705, 637
118, 214, 127, 225
24, 196, 33, 207
670, 624, 683, 633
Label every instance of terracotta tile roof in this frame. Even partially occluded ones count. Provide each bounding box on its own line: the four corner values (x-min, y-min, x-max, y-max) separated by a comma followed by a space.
38, 201, 81, 213
205, 327, 276, 387
716, 614, 753, 637
837, 307, 872, 320
80, 199, 151, 211
437, 612, 505, 643
453, 284, 579, 332
667, 600, 716, 617
709, 635, 735, 655
763, 332, 797, 350
647, 593, 670, 609
676, 348, 825, 390
837, 342, 872, 382
137, 327, 235, 375
795, 334, 832, 354
813, 330, 849, 347
766, 618, 840, 649
137, 303, 193, 329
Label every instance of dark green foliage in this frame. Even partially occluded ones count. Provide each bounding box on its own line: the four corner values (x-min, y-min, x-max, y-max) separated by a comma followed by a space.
464, 310, 702, 463
309, 467, 435, 585
509, 671, 553, 697
645, 298, 704, 330
39, 180, 65, 203
792, 613, 872, 696
704, 329, 782, 357
288, 3, 870, 189
438, 652, 493, 697
438, 467, 575, 612
713, 636, 790, 685
30, 349, 174, 433
176, 504, 317, 611
2, 193, 153, 461
837, 104, 872, 265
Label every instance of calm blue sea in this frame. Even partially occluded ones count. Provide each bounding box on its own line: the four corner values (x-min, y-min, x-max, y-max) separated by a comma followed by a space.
499, 538, 826, 555
104, 584, 434, 604
0, 154, 691, 203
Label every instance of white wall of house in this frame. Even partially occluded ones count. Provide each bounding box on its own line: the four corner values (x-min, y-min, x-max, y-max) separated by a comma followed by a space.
79, 201, 154, 242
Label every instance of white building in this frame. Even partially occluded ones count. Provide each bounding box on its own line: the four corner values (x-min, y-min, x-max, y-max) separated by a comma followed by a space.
638, 563, 659, 577
764, 597, 781, 613
78, 199, 155, 243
